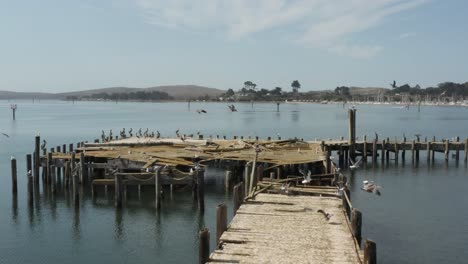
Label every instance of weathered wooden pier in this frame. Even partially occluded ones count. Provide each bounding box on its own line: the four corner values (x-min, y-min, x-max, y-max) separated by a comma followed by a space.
9, 109, 467, 263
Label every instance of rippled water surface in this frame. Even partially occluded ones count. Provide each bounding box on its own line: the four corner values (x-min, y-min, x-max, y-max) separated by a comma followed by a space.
0, 101, 467, 264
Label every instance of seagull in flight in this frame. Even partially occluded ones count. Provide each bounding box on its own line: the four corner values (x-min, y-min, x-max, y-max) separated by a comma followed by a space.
228, 104, 237, 112
349, 157, 362, 170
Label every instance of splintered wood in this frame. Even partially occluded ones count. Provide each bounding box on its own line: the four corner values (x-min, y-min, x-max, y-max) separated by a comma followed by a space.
209, 193, 362, 264
52, 138, 326, 168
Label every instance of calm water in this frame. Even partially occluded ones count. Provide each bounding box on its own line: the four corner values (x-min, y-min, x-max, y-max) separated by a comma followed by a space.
0, 100, 467, 264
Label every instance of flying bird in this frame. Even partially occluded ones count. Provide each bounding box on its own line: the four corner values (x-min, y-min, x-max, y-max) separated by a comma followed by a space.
228, 104, 237, 112
391, 80, 397, 89
1, 132, 10, 138
349, 157, 362, 170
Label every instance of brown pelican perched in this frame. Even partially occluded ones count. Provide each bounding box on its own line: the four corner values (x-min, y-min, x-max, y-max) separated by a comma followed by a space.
156, 130, 160, 139
362, 180, 382, 196
138, 128, 142, 137
101, 130, 106, 142
175, 129, 180, 137
228, 104, 237, 112
143, 128, 149, 137
317, 209, 333, 221
41, 140, 47, 151
109, 129, 113, 140
128, 128, 133, 137
196, 109, 207, 114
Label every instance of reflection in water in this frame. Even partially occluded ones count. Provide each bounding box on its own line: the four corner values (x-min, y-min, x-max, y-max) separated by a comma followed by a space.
291, 111, 299, 123
115, 209, 124, 240
73, 206, 80, 242
11, 195, 18, 224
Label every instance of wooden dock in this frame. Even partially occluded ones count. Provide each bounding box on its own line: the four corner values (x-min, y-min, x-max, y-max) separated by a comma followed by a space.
210, 192, 363, 263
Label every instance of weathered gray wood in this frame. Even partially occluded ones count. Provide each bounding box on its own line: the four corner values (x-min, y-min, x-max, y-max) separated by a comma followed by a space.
34, 136, 40, 183
11, 157, 17, 194
465, 138, 468, 163
270, 172, 276, 180
199, 228, 210, 264
445, 139, 449, 161
381, 140, 385, 163
47, 152, 52, 184
216, 203, 227, 246
225, 171, 232, 190
197, 168, 205, 212
364, 239, 377, 264
455, 136, 460, 161
372, 140, 377, 162
394, 142, 399, 163
233, 182, 243, 215
411, 140, 415, 163
115, 172, 123, 208
26, 154, 33, 206
155, 167, 161, 209
351, 209, 362, 247
80, 152, 86, 184
426, 142, 431, 163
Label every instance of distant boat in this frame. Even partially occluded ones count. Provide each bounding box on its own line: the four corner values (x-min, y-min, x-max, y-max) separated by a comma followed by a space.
321, 100, 328, 104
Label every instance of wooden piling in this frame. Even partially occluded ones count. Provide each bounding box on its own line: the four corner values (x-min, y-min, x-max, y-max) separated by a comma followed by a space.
269, 172, 276, 180
351, 209, 362, 246
445, 139, 449, 161
432, 136, 436, 163
372, 140, 377, 163
216, 203, 227, 246
364, 239, 377, 264
363, 140, 367, 162
197, 168, 205, 212
402, 136, 406, 161
394, 142, 399, 163
47, 152, 52, 184
348, 109, 356, 162
50, 165, 56, 194
34, 135, 40, 183
225, 171, 232, 190
199, 228, 210, 264
455, 136, 460, 161
71, 152, 79, 207
11, 157, 17, 194
64, 161, 70, 188
381, 140, 385, 163
80, 152, 86, 184
26, 154, 33, 206
233, 182, 243, 215
155, 167, 161, 209
426, 141, 431, 163
411, 140, 415, 163
62, 144, 66, 153
69, 143, 74, 153
465, 138, 468, 163
115, 173, 123, 208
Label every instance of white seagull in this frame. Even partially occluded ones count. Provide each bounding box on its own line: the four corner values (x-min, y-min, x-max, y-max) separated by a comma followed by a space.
362, 180, 381, 196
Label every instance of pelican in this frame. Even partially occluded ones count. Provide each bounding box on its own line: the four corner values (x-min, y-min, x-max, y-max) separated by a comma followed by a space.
129, 128, 133, 137
317, 209, 332, 221
144, 128, 149, 137
41, 140, 47, 150
362, 180, 381, 196
374, 132, 378, 141
156, 131, 161, 139
1, 132, 10, 138
175, 129, 180, 137
349, 157, 362, 170
299, 169, 312, 184
109, 129, 113, 140
391, 80, 397, 89
138, 128, 142, 137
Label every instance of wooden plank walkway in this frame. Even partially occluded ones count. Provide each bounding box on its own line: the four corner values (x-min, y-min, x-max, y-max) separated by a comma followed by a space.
209, 193, 362, 264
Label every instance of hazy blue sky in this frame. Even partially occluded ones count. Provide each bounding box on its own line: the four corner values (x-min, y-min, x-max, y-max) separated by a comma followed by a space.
1, 0, 467, 92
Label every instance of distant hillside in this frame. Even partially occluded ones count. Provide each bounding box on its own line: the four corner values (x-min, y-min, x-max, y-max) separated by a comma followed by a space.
0, 85, 225, 100
349, 87, 389, 96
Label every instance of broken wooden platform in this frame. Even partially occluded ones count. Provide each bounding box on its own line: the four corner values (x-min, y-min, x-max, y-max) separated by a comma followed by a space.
209, 192, 363, 264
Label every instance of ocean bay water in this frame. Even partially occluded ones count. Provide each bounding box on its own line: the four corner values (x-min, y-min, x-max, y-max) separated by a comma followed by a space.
0, 100, 467, 264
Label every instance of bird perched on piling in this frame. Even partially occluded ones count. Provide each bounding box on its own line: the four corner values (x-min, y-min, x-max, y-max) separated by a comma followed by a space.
317, 209, 333, 221
156, 130, 161, 139
101, 130, 106, 142
129, 128, 133, 137
41, 140, 47, 151
362, 180, 381, 196
175, 129, 180, 137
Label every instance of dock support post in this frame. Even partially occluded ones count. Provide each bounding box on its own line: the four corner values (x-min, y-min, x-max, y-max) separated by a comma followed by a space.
348, 109, 356, 162
394, 142, 399, 163
411, 140, 415, 163
372, 140, 377, 163
115, 173, 123, 208
426, 142, 431, 164
233, 182, 243, 215
364, 239, 377, 264
416, 138, 420, 162
50, 165, 56, 195
339, 145, 344, 167
199, 228, 210, 264
64, 161, 70, 188
325, 146, 331, 174
269, 172, 276, 180
455, 136, 460, 161
80, 152, 85, 184
155, 167, 161, 209
47, 152, 52, 184
381, 140, 385, 164
71, 152, 79, 207
11, 157, 17, 194
26, 154, 34, 206
197, 168, 205, 213
465, 138, 468, 163
363, 140, 367, 162
225, 171, 232, 190
216, 203, 227, 246
432, 136, 436, 163
445, 139, 450, 161
34, 135, 40, 184
402, 136, 406, 161
351, 209, 362, 247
